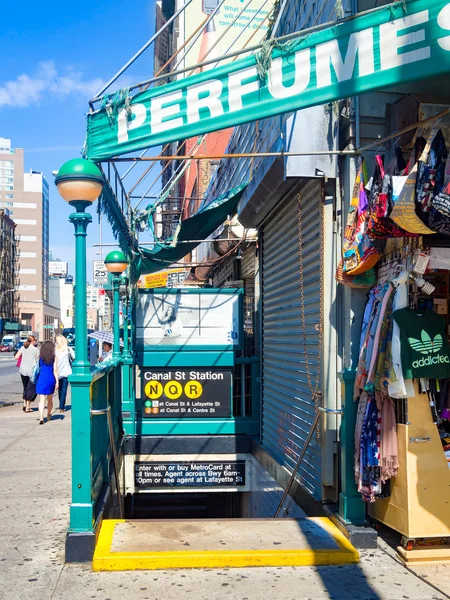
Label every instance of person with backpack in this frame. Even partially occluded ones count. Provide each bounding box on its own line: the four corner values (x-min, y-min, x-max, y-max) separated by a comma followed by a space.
15, 336, 38, 412
55, 335, 74, 413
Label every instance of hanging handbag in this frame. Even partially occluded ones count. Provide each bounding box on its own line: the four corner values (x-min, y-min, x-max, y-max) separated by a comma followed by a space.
335, 258, 376, 288
16, 354, 22, 368
390, 134, 436, 235
342, 159, 382, 275
429, 153, 450, 235
366, 155, 413, 239
415, 129, 448, 225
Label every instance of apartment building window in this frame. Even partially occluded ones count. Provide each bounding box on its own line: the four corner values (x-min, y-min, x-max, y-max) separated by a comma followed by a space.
0, 160, 14, 190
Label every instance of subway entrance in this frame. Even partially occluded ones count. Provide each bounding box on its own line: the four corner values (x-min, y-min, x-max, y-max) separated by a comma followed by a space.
127, 492, 242, 520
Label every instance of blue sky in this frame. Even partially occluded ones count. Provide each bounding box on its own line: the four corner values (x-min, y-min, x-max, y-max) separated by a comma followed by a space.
1, 0, 156, 278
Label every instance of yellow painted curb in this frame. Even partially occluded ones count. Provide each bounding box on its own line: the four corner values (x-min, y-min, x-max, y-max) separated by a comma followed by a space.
93, 517, 359, 571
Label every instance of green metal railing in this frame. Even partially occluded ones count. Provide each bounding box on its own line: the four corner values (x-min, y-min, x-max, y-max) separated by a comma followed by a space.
69, 360, 123, 534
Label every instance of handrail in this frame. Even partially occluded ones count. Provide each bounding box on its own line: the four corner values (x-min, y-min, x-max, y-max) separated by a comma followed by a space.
274, 407, 343, 518
91, 358, 121, 383
91, 405, 124, 518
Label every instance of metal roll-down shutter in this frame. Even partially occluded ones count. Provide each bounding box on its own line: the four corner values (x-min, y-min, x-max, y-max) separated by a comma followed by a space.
261, 180, 323, 500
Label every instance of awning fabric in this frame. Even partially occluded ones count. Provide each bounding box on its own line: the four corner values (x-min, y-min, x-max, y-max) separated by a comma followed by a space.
132, 183, 247, 280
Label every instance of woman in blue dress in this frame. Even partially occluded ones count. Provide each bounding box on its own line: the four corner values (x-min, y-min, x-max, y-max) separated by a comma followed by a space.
36, 341, 59, 424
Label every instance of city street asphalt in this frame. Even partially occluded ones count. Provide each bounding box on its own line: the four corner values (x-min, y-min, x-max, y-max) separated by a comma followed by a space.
0, 355, 23, 406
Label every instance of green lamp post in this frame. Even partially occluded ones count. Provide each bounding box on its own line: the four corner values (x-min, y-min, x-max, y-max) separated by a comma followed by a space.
104, 250, 129, 360
55, 158, 104, 544
55, 158, 104, 374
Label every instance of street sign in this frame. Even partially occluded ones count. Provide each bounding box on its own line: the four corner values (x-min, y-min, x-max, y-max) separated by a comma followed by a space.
141, 368, 232, 418
135, 460, 246, 488
93, 260, 108, 284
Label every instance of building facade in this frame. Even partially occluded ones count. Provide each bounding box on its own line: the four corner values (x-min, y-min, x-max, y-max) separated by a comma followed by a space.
0, 138, 59, 341
49, 278, 74, 329
0, 208, 18, 336
87, 308, 99, 331
187, 0, 450, 517
87, 285, 111, 331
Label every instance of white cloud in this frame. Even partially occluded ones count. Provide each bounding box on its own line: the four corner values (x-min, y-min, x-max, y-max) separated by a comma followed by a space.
0, 61, 104, 108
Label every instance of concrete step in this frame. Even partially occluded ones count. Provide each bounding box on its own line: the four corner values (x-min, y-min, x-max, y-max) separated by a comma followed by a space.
93, 517, 359, 571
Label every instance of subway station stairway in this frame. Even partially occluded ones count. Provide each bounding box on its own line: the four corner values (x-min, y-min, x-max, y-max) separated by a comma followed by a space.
93, 517, 359, 570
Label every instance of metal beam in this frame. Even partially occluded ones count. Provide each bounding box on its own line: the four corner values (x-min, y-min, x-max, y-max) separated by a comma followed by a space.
92, 239, 256, 247
106, 150, 359, 162
119, 2, 396, 94
90, 0, 195, 103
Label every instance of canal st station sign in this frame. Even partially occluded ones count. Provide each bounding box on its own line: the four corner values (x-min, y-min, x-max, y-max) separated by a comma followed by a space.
141, 368, 232, 418
86, 0, 450, 160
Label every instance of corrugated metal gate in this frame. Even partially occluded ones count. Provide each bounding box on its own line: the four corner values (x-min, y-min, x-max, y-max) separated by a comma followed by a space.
261, 180, 323, 500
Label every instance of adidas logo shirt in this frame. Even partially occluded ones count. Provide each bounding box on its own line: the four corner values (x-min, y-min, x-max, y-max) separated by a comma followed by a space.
392, 308, 450, 380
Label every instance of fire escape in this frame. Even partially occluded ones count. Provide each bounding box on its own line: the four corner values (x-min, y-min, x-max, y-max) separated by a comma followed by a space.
0, 211, 19, 323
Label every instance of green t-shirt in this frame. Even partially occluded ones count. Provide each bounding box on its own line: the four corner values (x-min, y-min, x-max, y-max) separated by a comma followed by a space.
392, 308, 450, 380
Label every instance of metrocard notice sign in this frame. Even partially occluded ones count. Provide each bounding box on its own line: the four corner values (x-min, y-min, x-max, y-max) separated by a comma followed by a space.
86, 0, 450, 160
141, 368, 232, 418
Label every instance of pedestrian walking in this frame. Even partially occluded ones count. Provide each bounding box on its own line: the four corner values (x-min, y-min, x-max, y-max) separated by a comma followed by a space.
55, 335, 74, 412
15, 336, 39, 412
36, 341, 59, 424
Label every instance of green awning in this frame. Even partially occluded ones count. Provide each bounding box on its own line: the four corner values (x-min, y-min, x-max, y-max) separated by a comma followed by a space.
133, 183, 247, 280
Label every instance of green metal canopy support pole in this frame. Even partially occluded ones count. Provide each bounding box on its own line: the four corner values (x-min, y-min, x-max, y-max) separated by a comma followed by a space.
68, 204, 94, 534
112, 276, 121, 360
338, 369, 366, 525
121, 282, 136, 434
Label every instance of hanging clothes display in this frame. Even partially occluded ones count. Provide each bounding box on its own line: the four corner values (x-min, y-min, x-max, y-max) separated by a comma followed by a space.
341, 127, 450, 502
392, 308, 450, 380
388, 271, 415, 399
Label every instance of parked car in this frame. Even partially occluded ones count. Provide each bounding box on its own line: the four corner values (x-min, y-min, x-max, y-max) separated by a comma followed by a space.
0, 344, 11, 353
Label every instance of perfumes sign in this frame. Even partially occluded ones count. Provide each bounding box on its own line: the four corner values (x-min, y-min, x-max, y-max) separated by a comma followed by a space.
86, 0, 450, 160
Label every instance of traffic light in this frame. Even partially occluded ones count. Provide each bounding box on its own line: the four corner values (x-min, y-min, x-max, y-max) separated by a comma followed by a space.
66, 309, 70, 317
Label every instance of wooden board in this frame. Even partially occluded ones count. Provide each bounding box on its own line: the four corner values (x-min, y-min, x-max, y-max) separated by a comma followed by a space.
369, 387, 450, 539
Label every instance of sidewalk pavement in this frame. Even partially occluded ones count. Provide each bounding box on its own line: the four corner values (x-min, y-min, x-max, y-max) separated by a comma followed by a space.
1, 401, 450, 600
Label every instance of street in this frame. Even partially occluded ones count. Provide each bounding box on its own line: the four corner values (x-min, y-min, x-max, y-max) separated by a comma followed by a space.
0, 356, 23, 407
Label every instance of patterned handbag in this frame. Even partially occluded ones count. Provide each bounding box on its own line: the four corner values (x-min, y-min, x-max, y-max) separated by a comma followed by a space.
390, 134, 436, 235
342, 159, 382, 275
416, 129, 448, 226
366, 155, 413, 239
429, 153, 450, 235
335, 258, 376, 288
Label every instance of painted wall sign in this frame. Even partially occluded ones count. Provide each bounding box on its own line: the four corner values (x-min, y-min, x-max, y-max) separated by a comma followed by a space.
141, 368, 232, 417
135, 460, 246, 488
86, 0, 450, 160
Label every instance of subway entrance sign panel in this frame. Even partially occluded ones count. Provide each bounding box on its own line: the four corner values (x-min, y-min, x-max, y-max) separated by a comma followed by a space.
141, 368, 232, 418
